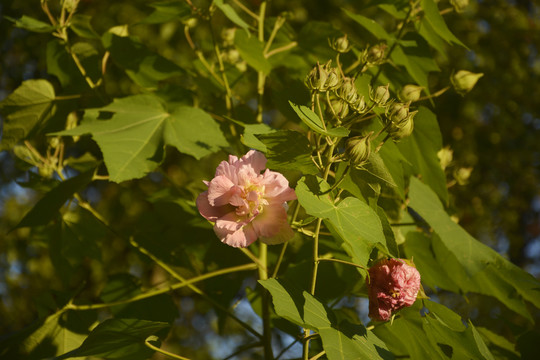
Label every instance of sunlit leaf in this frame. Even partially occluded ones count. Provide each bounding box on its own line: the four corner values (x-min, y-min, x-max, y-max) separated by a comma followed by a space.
421, 0, 466, 47
289, 101, 349, 137
0, 79, 55, 150
234, 30, 271, 75
54, 94, 228, 182
6, 15, 56, 33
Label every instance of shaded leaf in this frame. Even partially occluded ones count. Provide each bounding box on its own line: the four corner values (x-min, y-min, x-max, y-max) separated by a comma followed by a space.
215, 0, 251, 31
344, 10, 392, 41
70, 14, 99, 39
102, 33, 184, 88
256, 130, 318, 175
6, 15, 56, 33
409, 177, 540, 320
140, 0, 192, 24
421, 0, 466, 47
14, 169, 94, 230
57, 319, 169, 360
234, 30, 272, 75
396, 106, 447, 204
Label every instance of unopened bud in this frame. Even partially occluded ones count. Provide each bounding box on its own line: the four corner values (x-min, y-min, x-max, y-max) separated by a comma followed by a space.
399, 84, 423, 102
364, 43, 387, 64
346, 133, 373, 167
387, 102, 411, 124
324, 65, 340, 91
224, 48, 240, 63
306, 62, 329, 92
454, 167, 473, 185
184, 18, 198, 29
451, 70, 483, 95
337, 77, 358, 104
371, 84, 391, 106
450, 0, 469, 13
221, 28, 236, 45
330, 35, 350, 53
388, 111, 417, 141
351, 95, 367, 113
437, 146, 453, 170
328, 98, 349, 120
63, 0, 79, 12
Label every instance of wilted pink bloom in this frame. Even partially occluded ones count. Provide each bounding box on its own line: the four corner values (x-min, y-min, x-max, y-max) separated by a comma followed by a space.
197, 150, 297, 248
366, 258, 421, 321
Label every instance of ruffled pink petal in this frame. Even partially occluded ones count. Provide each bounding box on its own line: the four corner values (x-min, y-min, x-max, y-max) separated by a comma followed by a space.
215, 160, 239, 183
207, 176, 238, 206
251, 203, 289, 239
196, 192, 232, 221
240, 150, 267, 174
261, 170, 297, 202
223, 224, 258, 248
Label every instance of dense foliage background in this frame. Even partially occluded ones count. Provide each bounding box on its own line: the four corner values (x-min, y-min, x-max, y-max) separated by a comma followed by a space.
1, 0, 540, 359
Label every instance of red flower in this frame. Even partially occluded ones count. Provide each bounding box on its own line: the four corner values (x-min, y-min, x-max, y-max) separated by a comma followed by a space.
366, 258, 421, 321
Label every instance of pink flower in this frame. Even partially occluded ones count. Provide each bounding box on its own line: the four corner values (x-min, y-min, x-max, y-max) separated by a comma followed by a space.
366, 258, 421, 321
196, 150, 297, 248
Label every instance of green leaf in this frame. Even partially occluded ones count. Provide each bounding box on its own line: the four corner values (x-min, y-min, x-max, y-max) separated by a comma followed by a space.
409, 177, 540, 320
241, 123, 276, 152
343, 10, 392, 41
0, 79, 55, 150
391, 34, 440, 90
70, 14, 99, 39
102, 33, 184, 88
289, 101, 350, 137
13, 170, 94, 230
416, 17, 448, 59
396, 106, 448, 204
54, 94, 228, 182
57, 319, 169, 360
296, 176, 387, 265
256, 130, 318, 175
260, 279, 392, 360
140, 0, 192, 24
421, 0, 466, 47
215, 0, 251, 31
234, 30, 272, 75
6, 15, 56, 33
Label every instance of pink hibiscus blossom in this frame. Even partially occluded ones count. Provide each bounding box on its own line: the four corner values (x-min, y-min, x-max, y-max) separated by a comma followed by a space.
196, 150, 297, 248
366, 258, 421, 321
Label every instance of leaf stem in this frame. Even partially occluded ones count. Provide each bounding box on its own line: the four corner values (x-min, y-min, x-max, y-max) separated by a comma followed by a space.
66, 263, 257, 311
232, 0, 259, 20
256, 1, 267, 123
144, 337, 192, 360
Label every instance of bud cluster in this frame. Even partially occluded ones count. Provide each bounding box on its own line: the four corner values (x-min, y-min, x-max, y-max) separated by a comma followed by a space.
345, 132, 373, 168
220, 28, 247, 72
385, 101, 418, 141
305, 60, 340, 93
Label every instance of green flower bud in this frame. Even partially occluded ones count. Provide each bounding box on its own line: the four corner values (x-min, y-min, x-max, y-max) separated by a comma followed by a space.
324, 65, 341, 91
306, 62, 329, 91
330, 35, 350, 53
437, 146, 453, 170
450, 0, 469, 13
63, 0, 79, 12
337, 77, 358, 104
399, 84, 423, 102
224, 48, 240, 63
370, 84, 391, 106
351, 95, 367, 113
387, 102, 411, 125
346, 133, 373, 167
183, 18, 198, 29
451, 70, 483, 95
328, 98, 349, 120
388, 111, 417, 141
221, 28, 236, 45
454, 167, 473, 185
364, 43, 387, 64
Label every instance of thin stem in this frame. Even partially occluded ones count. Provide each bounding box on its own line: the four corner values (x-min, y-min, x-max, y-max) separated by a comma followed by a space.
414, 86, 450, 102
240, 247, 266, 273
318, 258, 368, 274
145, 337, 192, 360
256, 1, 267, 123
275, 337, 299, 360
131, 238, 262, 339
315, 94, 327, 131
302, 329, 311, 360
66, 263, 257, 311
210, 22, 234, 118
263, 16, 285, 55
259, 242, 274, 360
265, 41, 297, 58
224, 342, 263, 360
375, 134, 391, 152
309, 218, 323, 295
55, 94, 81, 100
232, 0, 259, 20
271, 242, 288, 278
310, 350, 326, 360
320, 164, 349, 195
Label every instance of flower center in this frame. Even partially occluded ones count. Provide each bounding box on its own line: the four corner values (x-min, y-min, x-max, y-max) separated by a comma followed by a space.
236, 183, 267, 218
